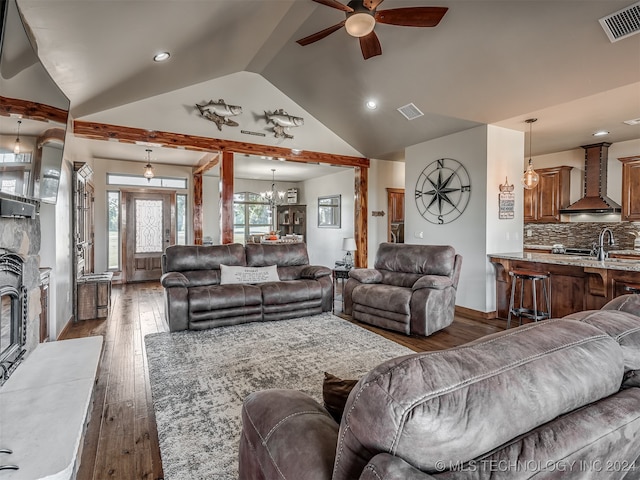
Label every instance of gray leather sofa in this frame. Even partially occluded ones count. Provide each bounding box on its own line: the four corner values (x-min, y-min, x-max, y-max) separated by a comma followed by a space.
160, 243, 332, 332
239, 295, 640, 480
344, 243, 462, 336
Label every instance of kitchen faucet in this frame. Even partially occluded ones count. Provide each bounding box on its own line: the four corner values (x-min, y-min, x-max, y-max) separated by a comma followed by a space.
596, 227, 615, 261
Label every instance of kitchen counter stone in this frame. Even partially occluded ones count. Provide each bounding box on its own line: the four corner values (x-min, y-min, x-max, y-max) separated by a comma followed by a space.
490, 251, 640, 272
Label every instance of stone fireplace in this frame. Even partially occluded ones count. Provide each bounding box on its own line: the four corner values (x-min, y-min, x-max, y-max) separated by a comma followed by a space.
0, 216, 42, 384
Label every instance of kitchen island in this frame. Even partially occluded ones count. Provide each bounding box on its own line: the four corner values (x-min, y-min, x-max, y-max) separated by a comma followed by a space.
489, 251, 640, 319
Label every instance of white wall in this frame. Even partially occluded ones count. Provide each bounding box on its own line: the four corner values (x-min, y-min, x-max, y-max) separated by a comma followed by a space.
405, 125, 524, 313
38, 157, 74, 339
302, 169, 355, 268
367, 159, 405, 267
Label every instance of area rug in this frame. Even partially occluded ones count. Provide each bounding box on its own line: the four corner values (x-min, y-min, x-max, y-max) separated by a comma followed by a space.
144, 312, 413, 480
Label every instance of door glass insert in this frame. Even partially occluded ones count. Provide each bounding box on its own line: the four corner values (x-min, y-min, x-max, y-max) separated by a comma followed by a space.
135, 199, 163, 253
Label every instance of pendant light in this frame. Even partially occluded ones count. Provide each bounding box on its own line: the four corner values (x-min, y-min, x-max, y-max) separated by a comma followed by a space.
143, 149, 154, 182
521, 118, 539, 190
13, 120, 22, 154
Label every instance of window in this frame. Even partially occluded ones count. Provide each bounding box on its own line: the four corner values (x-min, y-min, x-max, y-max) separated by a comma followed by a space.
176, 194, 187, 245
318, 195, 341, 228
107, 173, 187, 189
233, 192, 271, 243
107, 191, 120, 270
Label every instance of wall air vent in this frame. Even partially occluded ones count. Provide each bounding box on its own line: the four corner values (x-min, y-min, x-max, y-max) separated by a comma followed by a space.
397, 103, 424, 121
599, 1, 640, 42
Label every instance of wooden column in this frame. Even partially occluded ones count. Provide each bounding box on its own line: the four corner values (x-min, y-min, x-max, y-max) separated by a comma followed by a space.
193, 173, 203, 245
220, 151, 234, 244
354, 166, 368, 268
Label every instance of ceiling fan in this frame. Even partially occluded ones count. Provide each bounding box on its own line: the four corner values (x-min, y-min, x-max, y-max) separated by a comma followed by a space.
296, 0, 448, 59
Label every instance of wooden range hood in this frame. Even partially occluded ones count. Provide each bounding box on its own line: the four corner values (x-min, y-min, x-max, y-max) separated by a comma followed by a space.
559, 142, 621, 214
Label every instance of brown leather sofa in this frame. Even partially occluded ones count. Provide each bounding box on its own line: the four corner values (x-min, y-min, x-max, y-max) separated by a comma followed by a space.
344, 243, 462, 336
160, 242, 332, 332
239, 295, 640, 479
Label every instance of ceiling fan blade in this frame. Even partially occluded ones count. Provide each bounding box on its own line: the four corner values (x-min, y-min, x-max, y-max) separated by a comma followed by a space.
375, 7, 448, 27
363, 0, 385, 10
359, 31, 382, 60
296, 21, 346, 46
311, 0, 353, 13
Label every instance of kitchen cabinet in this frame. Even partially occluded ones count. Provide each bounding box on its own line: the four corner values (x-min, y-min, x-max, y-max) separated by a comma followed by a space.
619, 155, 640, 221
523, 166, 572, 222
277, 204, 306, 239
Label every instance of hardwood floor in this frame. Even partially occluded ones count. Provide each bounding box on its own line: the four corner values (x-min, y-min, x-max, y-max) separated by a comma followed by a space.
60, 281, 506, 480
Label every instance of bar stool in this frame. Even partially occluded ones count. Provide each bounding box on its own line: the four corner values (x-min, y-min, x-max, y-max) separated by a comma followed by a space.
624, 283, 640, 294
507, 269, 551, 329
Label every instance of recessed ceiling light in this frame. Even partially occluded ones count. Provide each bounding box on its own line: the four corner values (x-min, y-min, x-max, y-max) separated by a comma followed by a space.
593, 130, 610, 137
624, 117, 640, 126
366, 100, 377, 110
153, 52, 170, 62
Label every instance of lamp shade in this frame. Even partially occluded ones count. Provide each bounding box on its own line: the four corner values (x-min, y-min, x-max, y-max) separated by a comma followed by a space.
345, 13, 375, 37
342, 237, 357, 251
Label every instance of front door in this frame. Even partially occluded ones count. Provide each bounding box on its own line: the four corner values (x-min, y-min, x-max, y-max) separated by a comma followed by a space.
124, 191, 174, 283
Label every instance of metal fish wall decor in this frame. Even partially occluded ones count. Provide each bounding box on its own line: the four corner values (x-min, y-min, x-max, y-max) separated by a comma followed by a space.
264, 109, 304, 139
196, 99, 243, 131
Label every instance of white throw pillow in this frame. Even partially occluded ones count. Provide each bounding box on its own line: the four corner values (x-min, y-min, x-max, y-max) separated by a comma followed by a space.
220, 264, 280, 285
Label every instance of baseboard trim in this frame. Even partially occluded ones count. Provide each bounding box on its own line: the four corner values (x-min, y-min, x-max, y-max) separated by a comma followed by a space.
57, 315, 75, 341
455, 306, 497, 321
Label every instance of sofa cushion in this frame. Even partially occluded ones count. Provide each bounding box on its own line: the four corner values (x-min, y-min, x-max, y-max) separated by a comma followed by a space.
332, 319, 625, 480
564, 309, 640, 388
245, 242, 309, 268
188, 284, 262, 314
322, 372, 358, 423
352, 284, 412, 315
374, 243, 455, 277
220, 264, 279, 285
260, 279, 323, 306
164, 244, 245, 272
601, 294, 640, 316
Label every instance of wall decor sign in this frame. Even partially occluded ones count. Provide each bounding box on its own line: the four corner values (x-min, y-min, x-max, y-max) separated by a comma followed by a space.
499, 177, 515, 219
414, 158, 471, 224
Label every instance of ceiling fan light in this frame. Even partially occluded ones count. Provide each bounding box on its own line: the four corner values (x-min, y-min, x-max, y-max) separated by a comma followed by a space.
345, 13, 375, 37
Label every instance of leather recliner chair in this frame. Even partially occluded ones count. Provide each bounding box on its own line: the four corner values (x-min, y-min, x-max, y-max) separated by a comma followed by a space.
344, 243, 462, 336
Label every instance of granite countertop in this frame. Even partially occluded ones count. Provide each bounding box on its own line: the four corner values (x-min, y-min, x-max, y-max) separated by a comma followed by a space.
490, 251, 640, 272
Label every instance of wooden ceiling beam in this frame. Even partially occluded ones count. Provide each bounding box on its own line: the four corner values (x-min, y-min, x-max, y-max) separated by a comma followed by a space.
193, 153, 221, 175
73, 120, 369, 168
1, 95, 69, 125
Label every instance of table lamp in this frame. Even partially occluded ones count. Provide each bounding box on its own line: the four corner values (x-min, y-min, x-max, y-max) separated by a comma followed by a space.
342, 237, 357, 268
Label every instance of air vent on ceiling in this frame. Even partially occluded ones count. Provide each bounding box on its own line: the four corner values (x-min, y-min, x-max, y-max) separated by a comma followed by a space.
397, 103, 424, 121
624, 117, 640, 125
599, 1, 640, 42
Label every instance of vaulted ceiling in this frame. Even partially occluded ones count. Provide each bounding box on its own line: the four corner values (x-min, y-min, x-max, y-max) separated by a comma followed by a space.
16, 0, 640, 176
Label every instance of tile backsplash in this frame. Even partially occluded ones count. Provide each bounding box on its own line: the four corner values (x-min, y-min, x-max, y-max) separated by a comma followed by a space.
524, 222, 640, 251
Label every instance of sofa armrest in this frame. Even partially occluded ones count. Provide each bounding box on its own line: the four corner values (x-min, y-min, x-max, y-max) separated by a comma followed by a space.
160, 271, 188, 288
360, 453, 438, 480
301, 265, 332, 279
349, 268, 382, 284
239, 389, 338, 480
412, 275, 453, 291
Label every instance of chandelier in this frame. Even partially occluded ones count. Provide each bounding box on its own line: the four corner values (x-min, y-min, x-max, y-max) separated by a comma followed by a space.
260, 169, 285, 207
143, 149, 154, 182
260, 169, 285, 232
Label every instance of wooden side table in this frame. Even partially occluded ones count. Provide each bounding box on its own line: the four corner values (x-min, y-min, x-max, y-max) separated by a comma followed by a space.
332, 267, 351, 313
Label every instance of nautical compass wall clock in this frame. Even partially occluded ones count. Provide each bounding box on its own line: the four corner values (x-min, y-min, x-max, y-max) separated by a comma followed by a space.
415, 158, 472, 224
